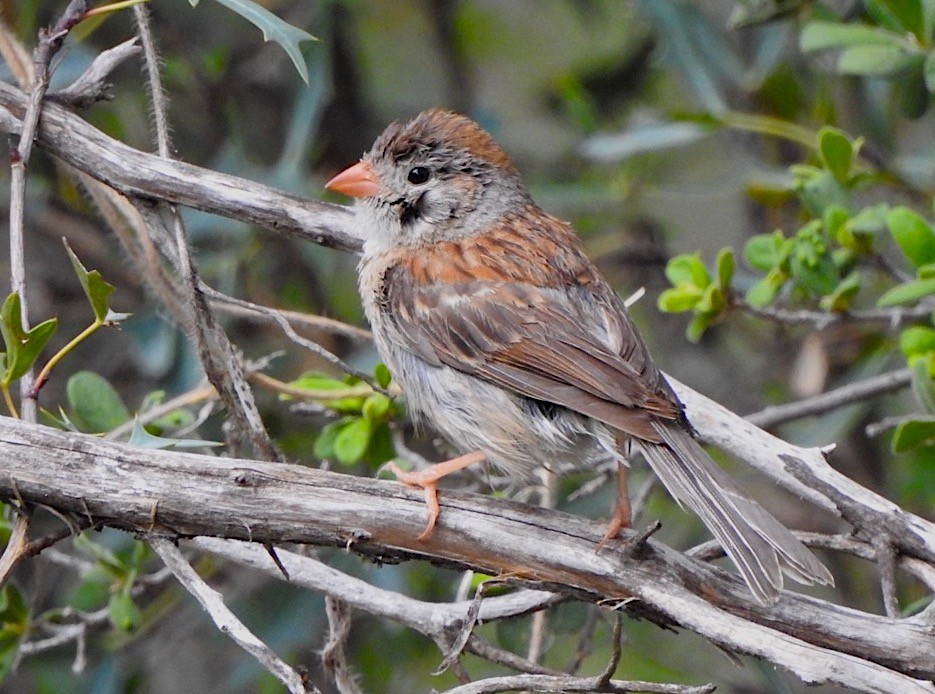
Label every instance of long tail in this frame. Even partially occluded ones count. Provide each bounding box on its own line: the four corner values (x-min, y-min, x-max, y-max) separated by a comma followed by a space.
640, 421, 833, 604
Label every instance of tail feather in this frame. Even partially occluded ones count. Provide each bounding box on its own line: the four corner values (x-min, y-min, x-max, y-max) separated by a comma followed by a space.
641, 421, 833, 603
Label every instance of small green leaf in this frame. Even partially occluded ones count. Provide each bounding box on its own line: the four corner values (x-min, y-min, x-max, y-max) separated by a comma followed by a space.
877, 278, 935, 306
925, 51, 935, 94
287, 372, 366, 412
910, 356, 935, 412
744, 231, 786, 272
374, 363, 392, 390
686, 313, 712, 343
800, 21, 908, 52
657, 287, 701, 313
66, 371, 130, 433
920, 262, 935, 279
818, 127, 853, 182
126, 419, 221, 449
871, 0, 926, 37
900, 326, 935, 360
0, 585, 28, 681
0, 293, 57, 386
74, 533, 125, 576
332, 417, 372, 465
189, 0, 317, 83
108, 590, 141, 632
361, 393, 392, 422
745, 269, 788, 307
716, 248, 734, 288
819, 272, 862, 311
64, 240, 115, 323
365, 422, 396, 467
313, 420, 345, 460
837, 45, 922, 77
887, 207, 935, 267
695, 285, 725, 314
891, 416, 935, 452
664, 254, 710, 288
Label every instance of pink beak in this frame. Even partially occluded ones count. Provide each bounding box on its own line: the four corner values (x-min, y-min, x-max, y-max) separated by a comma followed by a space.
325, 160, 382, 198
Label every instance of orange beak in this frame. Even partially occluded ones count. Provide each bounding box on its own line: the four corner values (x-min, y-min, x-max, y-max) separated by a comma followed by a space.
325, 160, 382, 198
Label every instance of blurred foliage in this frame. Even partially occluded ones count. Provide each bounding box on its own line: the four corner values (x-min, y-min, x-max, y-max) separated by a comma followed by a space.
0, 0, 933, 692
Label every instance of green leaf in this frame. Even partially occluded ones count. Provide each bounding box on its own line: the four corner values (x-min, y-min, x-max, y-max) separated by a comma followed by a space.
745, 268, 788, 307
887, 207, 935, 267
126, 419, 221, 449
63, 240, 115, 323
819, 272, 862, 311
657, 287, 702, 313
716, 247, 734, 288
374, 363, 392, 390
818, 127, 854, 182
877, 278, 935, 305
332, 416, 372, 465
75, 533, 125, 576
744, 231, 787, 272
900, 326, 935, 360
361, 393, 392, 422
800, 21, 908, 51
910, 356, 935, 412
891, 416, 935, 452
313, 420, 345, 460
0, 585, 28, 681
664, 254, 710, 288
108, 590, 141, 632
837, 45, 922, 77
365, 422, 396, 467
920, 262, 935, 278
695, 285, 726, 314
686, 313, 712, 343
188, 0, 317, 83
871, 0, 925, 37
287, 372, 366, 412
0, 293, 57, 386
66, 371, 130, 433
925, 51, 935, 93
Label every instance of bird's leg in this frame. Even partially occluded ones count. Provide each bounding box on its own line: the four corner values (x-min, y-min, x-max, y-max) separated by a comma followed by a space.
383, 451, 486, 539
597, 461, 631, 550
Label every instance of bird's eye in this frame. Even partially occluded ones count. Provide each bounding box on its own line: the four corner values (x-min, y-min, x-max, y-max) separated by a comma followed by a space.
407, 166, 431, 184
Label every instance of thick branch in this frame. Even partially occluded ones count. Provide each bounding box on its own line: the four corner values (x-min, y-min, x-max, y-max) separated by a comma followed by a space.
0, 81, 361, 254
0, 417, 931, 693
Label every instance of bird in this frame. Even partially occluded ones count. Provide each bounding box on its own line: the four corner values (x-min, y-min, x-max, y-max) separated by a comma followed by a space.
325, 108, 833, 604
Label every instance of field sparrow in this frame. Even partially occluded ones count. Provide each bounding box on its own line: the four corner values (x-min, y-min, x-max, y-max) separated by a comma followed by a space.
326, 109, 833, 603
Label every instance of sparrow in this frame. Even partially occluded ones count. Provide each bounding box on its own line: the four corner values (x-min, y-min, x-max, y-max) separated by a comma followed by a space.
326, 109, 833, 603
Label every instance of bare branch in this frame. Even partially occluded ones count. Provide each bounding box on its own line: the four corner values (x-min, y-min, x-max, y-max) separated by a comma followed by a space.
49, 37, 141, 108
321, 597, 360, 694
0, 418, 932, 692
150, 538, 315, 694
746, 368, 913, 429
0, 81, 361, 254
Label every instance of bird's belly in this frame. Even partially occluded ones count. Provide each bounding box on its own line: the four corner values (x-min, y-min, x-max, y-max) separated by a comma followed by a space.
383, 345, 613, 479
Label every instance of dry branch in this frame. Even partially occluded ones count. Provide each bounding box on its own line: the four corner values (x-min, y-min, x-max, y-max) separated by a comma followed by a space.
0, 70, 934, 694
0, 417, 931, 693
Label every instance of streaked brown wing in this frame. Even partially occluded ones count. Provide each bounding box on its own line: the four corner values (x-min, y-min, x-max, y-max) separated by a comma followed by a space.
382, 266, 682, 442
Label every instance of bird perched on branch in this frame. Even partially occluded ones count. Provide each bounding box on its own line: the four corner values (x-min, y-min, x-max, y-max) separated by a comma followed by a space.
326, 108, 833, 604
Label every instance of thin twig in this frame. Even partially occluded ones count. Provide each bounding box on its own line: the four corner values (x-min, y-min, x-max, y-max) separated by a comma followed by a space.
746, 368, 912, 429
320, 597, 360, 694
740, 299, 935, 331
207, 293, 372, 343
132, 7, 279, 461
9, 0, 87, 422
873, 535, 901, 618
150, 537, 314, 694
